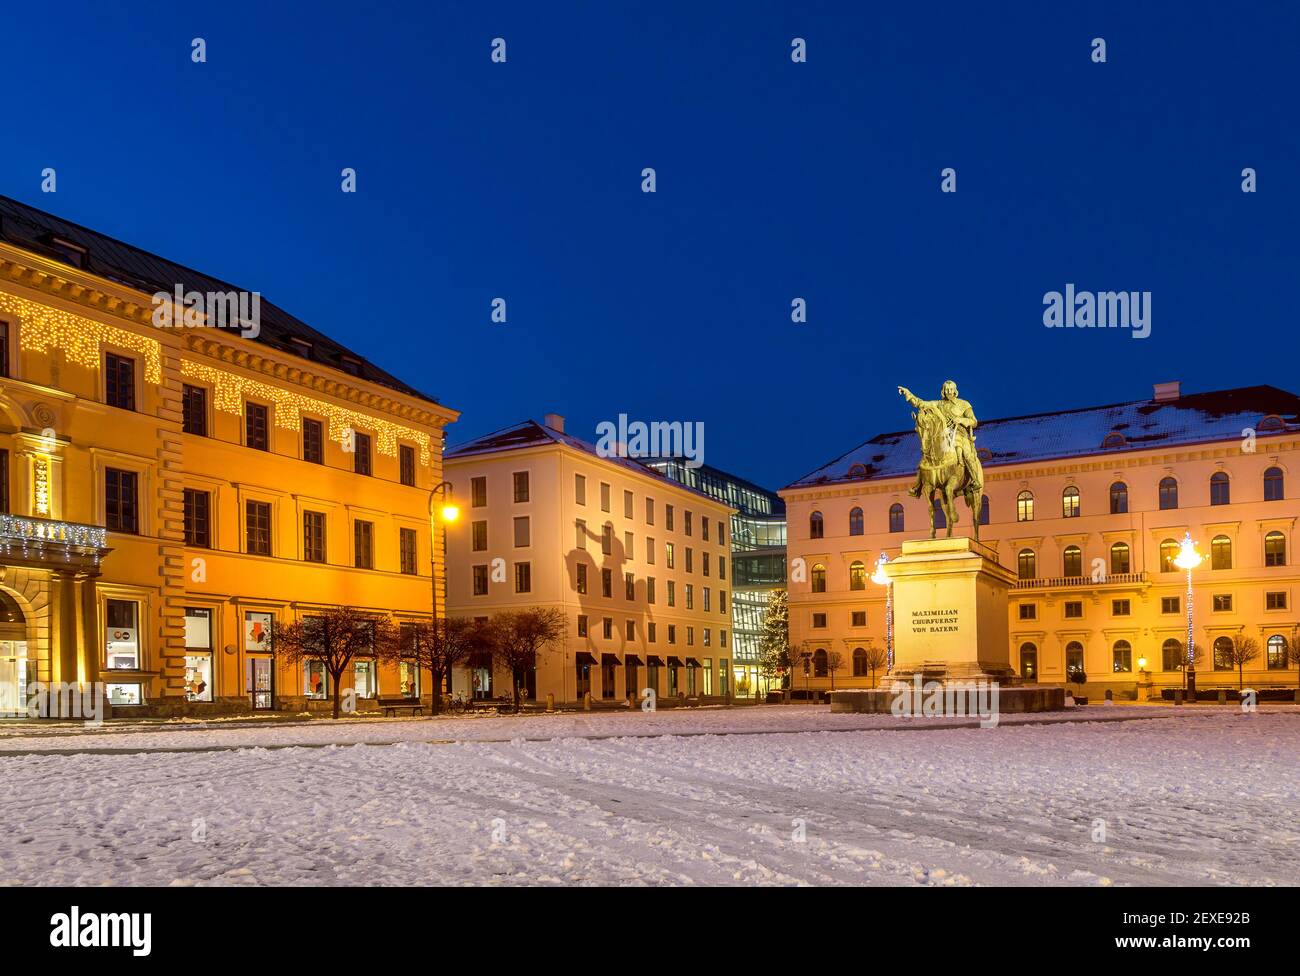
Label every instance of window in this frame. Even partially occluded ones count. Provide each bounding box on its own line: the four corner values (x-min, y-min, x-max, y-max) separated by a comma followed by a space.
105, 468, 139, 534
575, 474, 586, 505
472, 520, 488, 551
685, 584, 694, 610
647, 576, 656, 604
576, 563, 588, 594
849, 561, 866, 590
471, 477, 487, 507
1062, 487, 1080, 518
1110, 542, 1130, 575
1264, 531, 1286, 567
303, 418, 324, 464
602, 617, 613, 640
353, 432, 372, 475
1016, 491, 1034, 522
473, 565, 489, 595
1017, 549, 1036, 580
685, 548, 693, 573
1019, 643, 1038, 680
601, 482, 611, 512
1109, 481, 1128, 514
399, 445, 416, 487
1160, 539, 1179, 572
665, 504, 673, 530
626, 532, 635, 560
1266, 591, 1287, 610
184, 608, 213, 702
183, 489, 210, 548
400, 527, 418, 574
811, 563, 826, 593
646, 497, 655, 524
603, 569, 614, 599
702, 517, 710, 542
647, 538, 655, 565
813, 649, 828, 676
0, 320, 8, 377
577, 614, 588, 638
514, 516, 530, 548
1066, 641, 1084, 675
1064, 601, 1083, 619
1267, 635, 1288, 669
666, 580, 675, 606
809, 511, 823, 539
354, 520, 374, 569
718, 556, 725, 579
513, 471, 529, 502
304, 658, 328, 699
1111, 599, 1130, 616
1162, 638, 1184, 672
245, 500, 271, 555
1211, 535, 1232, 570
303, 511, 326, 562
1213, 636, 1234, 670
624, 490, 633, 519
1018, 603, 1036, 620
1158, 476, 1178, 510
105, 599, 140, 670
625, 619, 636, 642
889, 503, 904, 533
849, 507, 864, 535
602, 523, 612, 555
852, 648, 869, 676
182, 384, 207, 436
1161, 596, 1180, 614
625, 573, 635, 601
684, 511, 693, 536
246, 402, 269, 451
1063, 546, 1082, 578
515, 562, 532, 593
1209, 471, 1230, 506
1213, 594, 1233, 612
1264, 466, 1284, 501
105, 353, 135, 410
1112, 640, 1132, 673
851, 610, 866, 627
666, 543, 675, 569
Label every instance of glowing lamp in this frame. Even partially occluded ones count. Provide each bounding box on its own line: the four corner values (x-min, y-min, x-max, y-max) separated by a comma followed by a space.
440, 503, 459, 523
870, 552, 891, 586
1173, 532, 1203, 572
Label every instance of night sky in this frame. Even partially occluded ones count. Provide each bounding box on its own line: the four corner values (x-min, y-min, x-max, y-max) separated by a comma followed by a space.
3, 1, 1297, 489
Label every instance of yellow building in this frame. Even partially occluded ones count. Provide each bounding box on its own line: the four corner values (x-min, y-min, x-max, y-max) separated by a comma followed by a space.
0, 195, 457, 717
445, 416, 736, 704
782, 382, 1300, 698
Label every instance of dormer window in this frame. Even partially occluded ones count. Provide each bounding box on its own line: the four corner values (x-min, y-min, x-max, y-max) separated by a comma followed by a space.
44, 235, 87, 268
288, 337, 313, 359
1101, 431, 1127, 449
339, 355, 362, 376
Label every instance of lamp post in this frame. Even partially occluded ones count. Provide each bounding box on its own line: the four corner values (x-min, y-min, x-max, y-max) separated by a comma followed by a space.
1173, 532, 1203, 701
871, 552, 894, 673
428, 481, 459, 706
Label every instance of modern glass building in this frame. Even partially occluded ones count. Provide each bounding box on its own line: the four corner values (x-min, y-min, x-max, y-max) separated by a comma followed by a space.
647, 461, 786, 697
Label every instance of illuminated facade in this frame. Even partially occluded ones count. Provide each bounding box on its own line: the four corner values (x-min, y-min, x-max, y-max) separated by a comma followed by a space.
0, 196, 457, 716
445, 417, 736, 704
647, 460, 786, 697
782, 383, 1300, 697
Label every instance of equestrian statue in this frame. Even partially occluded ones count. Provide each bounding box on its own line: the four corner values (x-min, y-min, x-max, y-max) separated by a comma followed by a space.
896, 380, 985, 540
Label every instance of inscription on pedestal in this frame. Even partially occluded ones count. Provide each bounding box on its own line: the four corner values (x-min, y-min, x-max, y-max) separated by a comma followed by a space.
911, 609, 959, 634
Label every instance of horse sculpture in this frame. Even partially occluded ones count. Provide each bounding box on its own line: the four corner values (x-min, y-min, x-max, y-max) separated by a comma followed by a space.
913, 402, 982, 541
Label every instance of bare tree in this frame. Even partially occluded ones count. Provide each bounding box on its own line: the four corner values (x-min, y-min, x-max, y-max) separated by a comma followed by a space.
484, 608, 568, 712
826, 650, 844, 690
1228, 637, 1261, 691
273, 606, 401, 719
404, 617, 486, 714
863, 645, 889, 688
783, 645, 809, 701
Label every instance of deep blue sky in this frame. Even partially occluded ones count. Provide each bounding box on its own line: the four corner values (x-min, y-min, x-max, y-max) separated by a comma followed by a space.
3, 1, 1297, 489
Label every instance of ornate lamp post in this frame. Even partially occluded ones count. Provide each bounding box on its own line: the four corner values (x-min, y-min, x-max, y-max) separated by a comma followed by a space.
428, 481, 459, 704
871, 552, 894, 673
1173, 532, 1203, 701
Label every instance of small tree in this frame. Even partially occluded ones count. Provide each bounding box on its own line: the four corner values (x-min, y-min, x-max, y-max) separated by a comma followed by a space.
825, 650, 844, 690
783, 645, 809, 700
405, 616, 485, 714
863, 645, 889, 688
485, 607, 567, 712
758, 589, 790, 696
273, 606, 401, 719
1067, 666, 1088, 699
1228, 637, 1260, 691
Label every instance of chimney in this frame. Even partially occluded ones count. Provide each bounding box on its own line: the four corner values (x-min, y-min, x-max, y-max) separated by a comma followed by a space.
543, 413, 565, 433
1153, 381, 1180, 402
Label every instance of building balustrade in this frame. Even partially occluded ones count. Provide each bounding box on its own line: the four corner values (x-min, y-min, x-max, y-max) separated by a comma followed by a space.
0, 514, 111, 569
1013, 571, 1148, 590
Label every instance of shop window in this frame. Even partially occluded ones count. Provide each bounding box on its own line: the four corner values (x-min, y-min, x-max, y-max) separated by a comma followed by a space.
106, 683, 143, 706
184, 608, 213, 702
105, 599, 140, 670
305, 660, 329, 699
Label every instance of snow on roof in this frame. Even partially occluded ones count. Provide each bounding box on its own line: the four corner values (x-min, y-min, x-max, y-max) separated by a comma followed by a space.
784, 385, 1300, 491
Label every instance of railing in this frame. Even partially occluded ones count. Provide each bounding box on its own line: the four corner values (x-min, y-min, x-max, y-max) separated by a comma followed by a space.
1013, 571, 1147, 590
0, 514, 109, 561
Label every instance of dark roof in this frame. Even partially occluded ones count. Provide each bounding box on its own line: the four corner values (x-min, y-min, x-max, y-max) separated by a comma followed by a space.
645, 459, 786, 518
785, 385, 1300, 490
0, 194, 441, 406
446, 420, 732, 508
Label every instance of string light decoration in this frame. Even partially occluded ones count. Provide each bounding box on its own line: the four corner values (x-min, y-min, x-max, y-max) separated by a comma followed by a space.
33, 456, 51, 517
4, 293, 162, 384
180, 360, 432, 464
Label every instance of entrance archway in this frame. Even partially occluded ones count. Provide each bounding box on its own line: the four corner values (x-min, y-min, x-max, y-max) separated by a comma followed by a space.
0, 589, 29, 715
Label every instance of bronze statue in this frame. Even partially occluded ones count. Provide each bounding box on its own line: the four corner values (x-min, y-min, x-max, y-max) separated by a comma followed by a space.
897, 380, 985, 540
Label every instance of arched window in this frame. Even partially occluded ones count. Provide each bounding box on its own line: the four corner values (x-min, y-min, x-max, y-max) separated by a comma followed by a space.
1209, 471, 1230, 506
1112, 640, 1132, 673
1159, 476, 1178, 510
1102, 431, 1127, 449
1264, 531, 1286, 567
852, 647, 868, 676
979, 495, 989, 525
1211, 535, 1232, 570
1160, 538, 1179, 573
888, 503, 904, 533
1065, 641, 1085, 676
1017, 548, 1036, 580
1110, 542, 1130, 575
848, 560, 866, 590
813, 648, 828, 677
1061, 486, 1080, 518
932, 496, 946, 530
1267, 635, 1288, 669
848, 463, 869, 479
1019, 642, 1038, 680
1017, 491, 1034, 522
1110, 481, 1128, 514
811, 563, 826, 593
1161, 638, 1184, 672
809, 511, 824, 539
848, 507, 864, 536
1063, 545, 1082, 578
1264, 466, 1284, 501
1213, 636, 1234, 670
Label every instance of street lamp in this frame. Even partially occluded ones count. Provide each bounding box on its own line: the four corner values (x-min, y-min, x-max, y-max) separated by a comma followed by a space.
428, 481, 458, 706
1173, 532, 1203, 700
871, 552, 894, 673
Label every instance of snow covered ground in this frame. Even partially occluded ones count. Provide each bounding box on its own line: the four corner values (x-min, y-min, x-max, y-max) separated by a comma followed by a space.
0, 706, 1296, 886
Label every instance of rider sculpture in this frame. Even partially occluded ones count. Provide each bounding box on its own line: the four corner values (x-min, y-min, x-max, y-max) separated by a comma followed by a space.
897, 380, 985, 540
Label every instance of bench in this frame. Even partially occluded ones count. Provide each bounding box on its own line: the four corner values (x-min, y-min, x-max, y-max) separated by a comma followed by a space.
376, 696, 424, 717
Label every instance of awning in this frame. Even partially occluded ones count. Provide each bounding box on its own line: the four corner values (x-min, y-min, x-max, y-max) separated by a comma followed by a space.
601, 654, 620, 665
667, 656, 683, 668
685, 658, 702, 668
624, 654, 644, 666
646, 655, 664, 666
575, 652, 598, 666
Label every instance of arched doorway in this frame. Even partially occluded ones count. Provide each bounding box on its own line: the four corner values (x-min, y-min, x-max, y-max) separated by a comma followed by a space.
0, 590, 29, 715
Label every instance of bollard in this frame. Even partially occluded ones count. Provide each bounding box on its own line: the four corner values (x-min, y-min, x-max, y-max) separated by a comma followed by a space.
1173, 689, 1183, 706
546, 692, 555, 713
583, 692, 592, 711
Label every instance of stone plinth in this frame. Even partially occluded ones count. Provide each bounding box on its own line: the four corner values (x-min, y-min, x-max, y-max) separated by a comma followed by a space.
829, 684, 1065, 714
